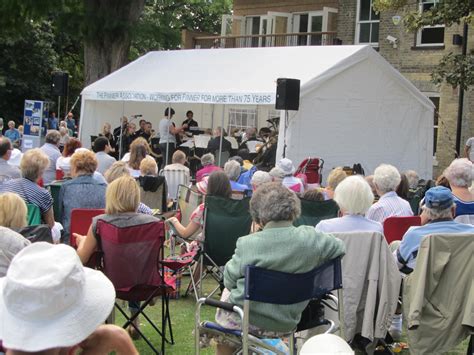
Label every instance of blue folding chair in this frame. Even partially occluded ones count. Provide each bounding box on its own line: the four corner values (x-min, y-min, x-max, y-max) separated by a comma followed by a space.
195, 256, 344, 355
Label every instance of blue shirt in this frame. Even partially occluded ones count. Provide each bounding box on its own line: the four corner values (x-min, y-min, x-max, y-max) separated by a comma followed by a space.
315, 214, 383, 234
230, 180, 248, 192
48, 117, 58, 130
397, 220, 474, 272
453, 196, 474, 217
4, 129, 20, 142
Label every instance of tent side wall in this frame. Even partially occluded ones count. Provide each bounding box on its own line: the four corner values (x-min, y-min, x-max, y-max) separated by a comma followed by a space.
279, 58, 434, 180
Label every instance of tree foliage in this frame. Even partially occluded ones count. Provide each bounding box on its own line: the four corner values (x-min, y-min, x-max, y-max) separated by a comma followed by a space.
374, 0, 474, 89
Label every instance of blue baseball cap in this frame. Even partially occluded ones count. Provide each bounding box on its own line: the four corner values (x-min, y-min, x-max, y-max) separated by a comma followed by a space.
424, 186, 453, 210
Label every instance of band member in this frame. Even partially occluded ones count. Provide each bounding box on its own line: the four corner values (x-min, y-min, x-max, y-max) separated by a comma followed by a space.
182, 110, 198, 135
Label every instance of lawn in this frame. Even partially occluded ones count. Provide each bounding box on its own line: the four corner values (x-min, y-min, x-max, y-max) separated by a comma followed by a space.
114, 275, 470, 354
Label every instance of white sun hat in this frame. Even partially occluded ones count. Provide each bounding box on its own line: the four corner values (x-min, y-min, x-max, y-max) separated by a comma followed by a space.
276, 158, 296, 176
0, 242, 115, 352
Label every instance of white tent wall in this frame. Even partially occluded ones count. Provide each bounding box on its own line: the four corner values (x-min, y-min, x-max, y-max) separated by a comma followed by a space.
79, 99, 275, 147
277, 57, 434, 181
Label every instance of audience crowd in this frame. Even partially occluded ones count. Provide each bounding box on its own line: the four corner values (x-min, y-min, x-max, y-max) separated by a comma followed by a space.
0, 109, 473, 354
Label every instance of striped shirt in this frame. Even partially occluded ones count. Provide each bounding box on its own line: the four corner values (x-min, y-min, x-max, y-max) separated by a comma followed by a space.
0, 178, 53, 213
366, 191, 413, 223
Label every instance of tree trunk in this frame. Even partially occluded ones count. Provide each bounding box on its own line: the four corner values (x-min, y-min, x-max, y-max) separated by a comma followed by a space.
83, 0, 145, 85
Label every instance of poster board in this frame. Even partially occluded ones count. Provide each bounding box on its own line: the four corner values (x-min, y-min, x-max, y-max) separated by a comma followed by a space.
22, 100, 48, 151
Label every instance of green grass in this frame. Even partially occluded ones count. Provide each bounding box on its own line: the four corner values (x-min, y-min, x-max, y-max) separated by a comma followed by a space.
114, 275, 470, 354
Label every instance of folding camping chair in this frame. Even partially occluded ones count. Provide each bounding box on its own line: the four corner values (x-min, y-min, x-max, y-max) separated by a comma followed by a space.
195, 256, 344, 355
295, 158, 324, 184
293, 199, 339, 227
27, 204, 42, 226
186, 196, 252, 299
176, 184, 203, 231
96, 218, 173, 354
69, 208, 105, 248
383, 216, 421, 244
161, 168, 190, 202
137, 175, 168, 212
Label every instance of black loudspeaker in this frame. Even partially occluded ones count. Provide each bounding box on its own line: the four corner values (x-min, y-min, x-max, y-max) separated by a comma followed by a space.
275, 78, 300, 111
51, 72, 69, 96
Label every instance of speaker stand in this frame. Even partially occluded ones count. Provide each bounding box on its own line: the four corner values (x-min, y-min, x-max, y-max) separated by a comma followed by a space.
282, 109, 289, 158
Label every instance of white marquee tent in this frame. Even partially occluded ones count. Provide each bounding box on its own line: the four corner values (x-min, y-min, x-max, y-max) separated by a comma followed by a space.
80, 45, 434, 178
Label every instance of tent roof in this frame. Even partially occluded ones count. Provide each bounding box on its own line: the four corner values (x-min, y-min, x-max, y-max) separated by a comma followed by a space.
81, 45, 434, 109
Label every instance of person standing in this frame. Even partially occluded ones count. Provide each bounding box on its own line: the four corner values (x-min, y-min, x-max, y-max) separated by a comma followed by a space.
159, 108, 186, 167
48, 112, 59, 130
66, 112, 76, 135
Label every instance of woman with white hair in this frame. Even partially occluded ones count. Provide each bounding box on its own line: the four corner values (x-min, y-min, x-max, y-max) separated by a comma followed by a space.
224, 160, 248, 193
443, 158, 474, 217
315, 175, 383, 233
276, 158, 304, 194
250, 170, 272, 191
196, 153, 221, 182
366, 164, 413, 223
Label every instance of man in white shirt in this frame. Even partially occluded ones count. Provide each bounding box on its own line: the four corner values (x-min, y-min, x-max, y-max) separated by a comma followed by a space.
0, 137, 21, 182
93, 136, 116, 175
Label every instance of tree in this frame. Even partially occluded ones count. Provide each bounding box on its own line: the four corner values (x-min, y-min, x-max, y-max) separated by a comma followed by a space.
374, 0, 473, 90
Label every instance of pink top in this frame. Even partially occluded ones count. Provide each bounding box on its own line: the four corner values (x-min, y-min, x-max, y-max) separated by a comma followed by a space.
196, 165, 222, 182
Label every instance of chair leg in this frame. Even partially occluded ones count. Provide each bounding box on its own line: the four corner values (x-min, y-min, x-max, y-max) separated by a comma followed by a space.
289, 333, 295, 355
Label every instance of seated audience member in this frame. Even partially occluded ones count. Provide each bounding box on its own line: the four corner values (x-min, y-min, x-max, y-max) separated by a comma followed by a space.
0, 226, 30, 277
123, 137, 150, 178
56, 137, 82, 178
250, 171, 272, 191
443, 158, 474, 217
0, 192, 28, 229
224, 160, 248, 193
94, 136, 116, 174
302, 188, 325, 202
436, 174, 451, 189
140, 156, 158, 176
365, 175, 378, 199
0, 137, 21, 181
167, 171, 232, 241
323, 167, 347, 200
58, 126, 70, 152
366, 164, 413, 223
269, 166, 285, 183
4, 121, 20, 147
405, 170, 419, 190
212, 183, 345, 355
0, 149, 55, 228
40, 130, 62, 185
394, 186, 474, 274
74, 175, 158, 336
206, 126, 232, 154
163, 150, 190, 177
315, 175, 383, 234
276, 158, 304, 194
58, 150, 107, 244
196, 153, 221, 182
104, 161, 153, 215
396, 173, 410, 201
0, 242, 138, 354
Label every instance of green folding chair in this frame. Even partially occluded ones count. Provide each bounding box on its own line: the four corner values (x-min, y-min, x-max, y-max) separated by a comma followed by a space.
47, 181, 65, 221
293, 199, 339, 227
27, 204, 42, 226
187, 196, 252, 299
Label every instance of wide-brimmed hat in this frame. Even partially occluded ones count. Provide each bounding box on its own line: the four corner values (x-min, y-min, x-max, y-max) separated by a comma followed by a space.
277, 158, 296, 176
0, 242, 115, 352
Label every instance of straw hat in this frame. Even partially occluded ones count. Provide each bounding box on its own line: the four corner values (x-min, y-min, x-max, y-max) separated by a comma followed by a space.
0, 242, 115, 352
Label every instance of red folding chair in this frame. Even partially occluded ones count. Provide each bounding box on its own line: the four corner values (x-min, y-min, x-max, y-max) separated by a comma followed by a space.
383, 216, 422, 244
69, 208, 105, 248
96, 218, 173, 354
295, 157, 324, 184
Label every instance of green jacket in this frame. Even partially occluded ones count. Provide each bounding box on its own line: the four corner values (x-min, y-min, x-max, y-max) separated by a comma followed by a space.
223, 221, 345, 332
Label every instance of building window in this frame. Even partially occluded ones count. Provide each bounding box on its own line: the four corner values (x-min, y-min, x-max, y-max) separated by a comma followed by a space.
425, 95, 440, 155
228, 108, 257, 134
356, 0, 380, 45
416, 0, 444, 46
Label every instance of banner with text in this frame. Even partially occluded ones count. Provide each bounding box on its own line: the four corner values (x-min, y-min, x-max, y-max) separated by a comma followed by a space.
88, 91, 276, 105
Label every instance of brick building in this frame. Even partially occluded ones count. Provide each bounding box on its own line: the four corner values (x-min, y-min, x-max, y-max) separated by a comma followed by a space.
182, 0, 473, 177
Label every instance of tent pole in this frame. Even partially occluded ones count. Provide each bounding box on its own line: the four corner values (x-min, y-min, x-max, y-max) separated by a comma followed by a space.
211, 104, 215, 131
218, 104, 225, 167
119, 101, 125, 160
282, 109, 288, 158
166, 102, 171, 167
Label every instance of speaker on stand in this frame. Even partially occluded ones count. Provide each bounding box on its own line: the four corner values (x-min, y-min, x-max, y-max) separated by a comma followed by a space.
51, 71, 69, 119
276, 78, 300, 158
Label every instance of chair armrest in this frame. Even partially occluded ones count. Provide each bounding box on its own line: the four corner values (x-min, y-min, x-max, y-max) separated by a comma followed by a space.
203, 298, 237, 313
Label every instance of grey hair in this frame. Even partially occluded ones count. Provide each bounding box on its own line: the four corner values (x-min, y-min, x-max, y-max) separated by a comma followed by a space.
405, 170, 419, 189
269, 167, 285, 180
251, 171, 272, 188
422, 203, 455, 220
250, 182, 301, 225
334, 175, 374, 215
444, 158, 473, 188
224, 160, 241, 181
201, 153, 215, 166
45, 130, 61, 145
373, 164, 401, 194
